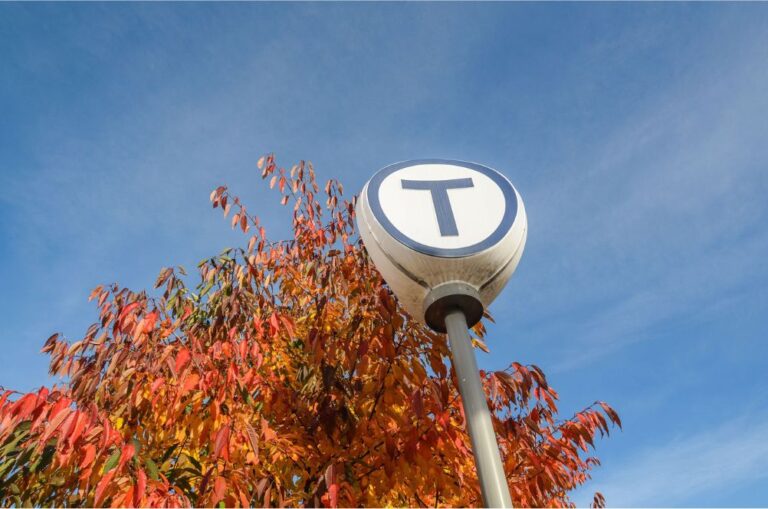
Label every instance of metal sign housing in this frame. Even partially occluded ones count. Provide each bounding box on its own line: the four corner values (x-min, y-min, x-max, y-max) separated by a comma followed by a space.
356, 159, 527, 331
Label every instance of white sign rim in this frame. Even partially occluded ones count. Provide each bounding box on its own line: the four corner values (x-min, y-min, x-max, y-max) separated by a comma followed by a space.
365, 159, 519, 258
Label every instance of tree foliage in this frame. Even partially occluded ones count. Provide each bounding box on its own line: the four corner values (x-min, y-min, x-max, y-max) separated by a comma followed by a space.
0, 155, 620, 507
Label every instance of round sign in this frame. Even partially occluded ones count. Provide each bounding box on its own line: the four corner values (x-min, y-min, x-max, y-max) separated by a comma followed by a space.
356, 159, 527, 331
367, 160, 518, 257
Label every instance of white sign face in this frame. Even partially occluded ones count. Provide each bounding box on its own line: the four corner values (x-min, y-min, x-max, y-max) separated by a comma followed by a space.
366, 160, 518, 258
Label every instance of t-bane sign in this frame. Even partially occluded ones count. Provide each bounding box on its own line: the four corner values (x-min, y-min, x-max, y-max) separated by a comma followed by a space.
356, 159, 527, 332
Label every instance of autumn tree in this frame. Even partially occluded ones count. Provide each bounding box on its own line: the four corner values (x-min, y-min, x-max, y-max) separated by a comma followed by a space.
0, 155, 620, 508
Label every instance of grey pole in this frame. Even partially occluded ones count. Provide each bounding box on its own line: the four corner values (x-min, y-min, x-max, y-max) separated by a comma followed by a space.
445, 308, 514, 508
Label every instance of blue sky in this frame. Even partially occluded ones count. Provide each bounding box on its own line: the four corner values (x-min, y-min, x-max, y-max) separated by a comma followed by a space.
1, 3, 767, 506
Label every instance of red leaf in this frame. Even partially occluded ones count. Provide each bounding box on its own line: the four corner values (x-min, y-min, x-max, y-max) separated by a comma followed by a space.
42, 333, 60, 353
214, 426, 230, 461
41, 407, 72, 442
269, 313, 280, 335
238, 488, 250, 508
135, 469, 147, 505
328, 483, 339, 508
155, 268, 173, 289
213, 477, 227, 505
59, 411, 79, 443
198, 467, 214, 500
47, 396, 70, 421
94, 470, 116, 506
279, 315, 295, 337
118, 442, 136, 471
122, 485, 134, 508
175, 348, 191, 374
88, 286, 103, 301
324, 463, 338, 506
119, 302, 140, 321
67, 411, 88, 446
263, 484, 272, 508
599, 402, 622, 428
15, 393, 37, 419
150, 377, 165, 395
411, 389, 424, 419
0, 390, 11, 410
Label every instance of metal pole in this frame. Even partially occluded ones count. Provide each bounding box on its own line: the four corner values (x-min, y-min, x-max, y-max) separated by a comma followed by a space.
445, 308, 513, 508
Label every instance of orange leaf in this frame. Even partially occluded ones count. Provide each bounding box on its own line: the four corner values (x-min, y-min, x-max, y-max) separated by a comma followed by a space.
261, 418, 277, 442
180, 373, 200, 396
144, 311, 158, 333
245, 421, 260, 462
279, 315, 295, 337
79, 444, 97, 470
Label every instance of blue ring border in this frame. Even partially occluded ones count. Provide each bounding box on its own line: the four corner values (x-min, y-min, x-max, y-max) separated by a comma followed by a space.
367, 159, 518, 258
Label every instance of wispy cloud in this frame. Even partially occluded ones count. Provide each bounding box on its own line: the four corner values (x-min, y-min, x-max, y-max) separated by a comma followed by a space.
549, 227, 768, 372
501, 22, 768, 371
575, 414, 768, 507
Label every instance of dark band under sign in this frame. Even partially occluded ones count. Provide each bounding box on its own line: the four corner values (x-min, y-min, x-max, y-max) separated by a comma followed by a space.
401, 178, 474, 236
